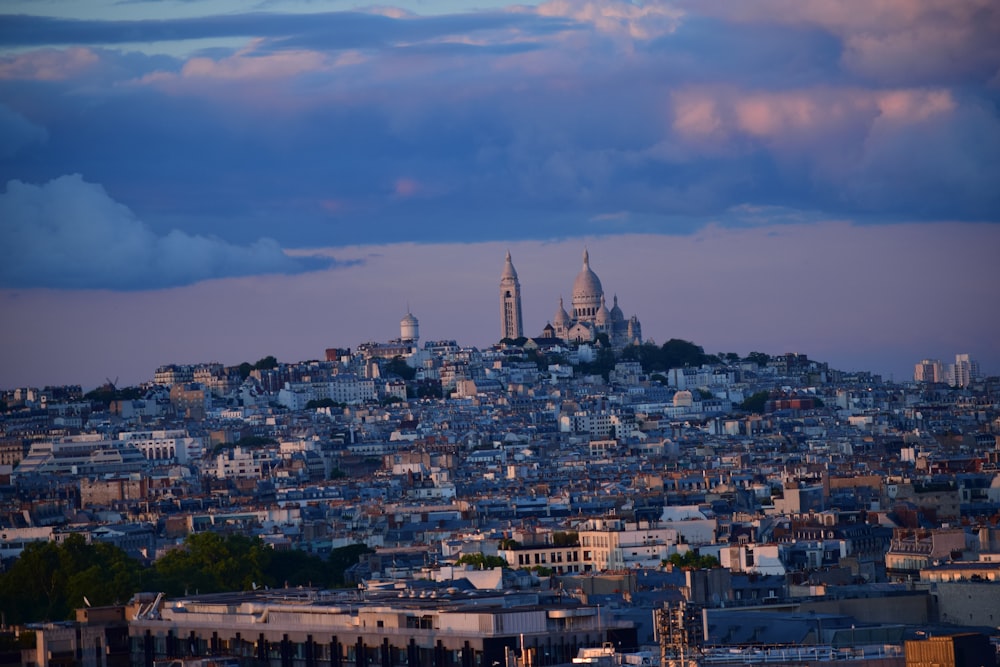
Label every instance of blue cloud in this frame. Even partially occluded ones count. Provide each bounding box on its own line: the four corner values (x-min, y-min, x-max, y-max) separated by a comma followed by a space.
0, 103, 47, 158
0, 10, 577, 50
0, 174, 336, 290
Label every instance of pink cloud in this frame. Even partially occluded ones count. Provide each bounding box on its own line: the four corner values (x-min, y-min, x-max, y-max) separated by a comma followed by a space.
320, 199, 347, 214
671, 86, 955, 143
0, 47, 99, 81
876, 89, 955, 122
535, 0, 683, 41
393, 178, 421, 198
671, 92, 723, 137
688, 0, 1000, 85
136, 42, 366, 103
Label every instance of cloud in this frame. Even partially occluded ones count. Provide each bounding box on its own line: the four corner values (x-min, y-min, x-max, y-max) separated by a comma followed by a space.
687, 0, 1000, 86
393, 177, 421, 198
0, 1, 997, 252
0, 46, 99, 81
0, 10, 576, 51
0, 174, 333, 290
0, 104, 48, 157
534, 0, 682, 41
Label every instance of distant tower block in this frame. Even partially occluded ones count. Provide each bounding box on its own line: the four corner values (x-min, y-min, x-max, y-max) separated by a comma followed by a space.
500, 250, 524, 340
400, 311, 419, 344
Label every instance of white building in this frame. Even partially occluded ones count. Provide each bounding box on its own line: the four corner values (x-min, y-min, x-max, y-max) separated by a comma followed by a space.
577, 517, 680, 571
119, 429, 204, 463
213, 446, 275, 479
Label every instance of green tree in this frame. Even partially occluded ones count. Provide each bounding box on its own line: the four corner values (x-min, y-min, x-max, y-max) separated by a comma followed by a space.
152, 533, 271, 595
664, 551, 720, 569
740, 391, 770, 414
455, 553, 507, 570
620, 342, 666, 372
237, 362, 253, 380
745, 351, 771, 367
0, 535, 142, 624
84, 384, 143, 407
576, 346, 616, 381
305, 398, 340, 410
385, 356, 416, 381
551, 531, 578, 547
328, 544, 374, 587
660, 339, 708, 369
254, 356, 279, 370
265, 549, 333, 588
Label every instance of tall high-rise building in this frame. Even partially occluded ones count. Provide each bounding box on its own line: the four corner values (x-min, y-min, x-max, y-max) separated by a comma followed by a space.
950, 353, 979, 387
499, 250, 524, 340
914, 359, 945, 383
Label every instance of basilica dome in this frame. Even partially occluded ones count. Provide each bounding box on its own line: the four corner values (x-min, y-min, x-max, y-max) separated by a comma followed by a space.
572, 249, 603, 302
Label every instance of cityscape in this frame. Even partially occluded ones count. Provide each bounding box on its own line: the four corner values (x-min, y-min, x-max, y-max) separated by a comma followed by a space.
0, 250, 997, 667
2, 1, 1000, 667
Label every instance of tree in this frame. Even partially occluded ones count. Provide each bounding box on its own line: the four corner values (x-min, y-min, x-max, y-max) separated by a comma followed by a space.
664, 551, 720, 570
152, 533, 271, 595
254, 355, 279, 370
305, 398, 340, 410
551, 531, 578, 547
455, 553, 507, 570
264, 549, 333, 589
84, 384, 143, 407
385, 356, 416, 381
740, 391, 770, 414
745, 351, 771, 367
328, 544, 374, 587
660, 339, 708, 369
0, 535, 142, 624
576, 346, 616, 381
620, 342, 666, 372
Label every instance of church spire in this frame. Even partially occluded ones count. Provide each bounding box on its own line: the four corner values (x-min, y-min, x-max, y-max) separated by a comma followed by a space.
499, 251, 523, 340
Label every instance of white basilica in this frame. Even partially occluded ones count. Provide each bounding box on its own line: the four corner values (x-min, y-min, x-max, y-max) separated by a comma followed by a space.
500, 250, 642, 351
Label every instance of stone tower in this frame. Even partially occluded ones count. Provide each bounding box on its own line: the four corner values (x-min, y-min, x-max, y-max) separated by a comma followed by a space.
499, 250, 524, 340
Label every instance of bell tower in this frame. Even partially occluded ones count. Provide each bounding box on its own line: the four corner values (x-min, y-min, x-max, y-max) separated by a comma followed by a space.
499, 250, 524, 340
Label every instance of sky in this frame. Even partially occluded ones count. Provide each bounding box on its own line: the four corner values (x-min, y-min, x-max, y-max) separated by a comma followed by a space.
1, 0, 998, 389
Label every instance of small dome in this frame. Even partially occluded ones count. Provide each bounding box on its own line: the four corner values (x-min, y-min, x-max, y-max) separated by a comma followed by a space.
610, 294, 624, 321
400, 312, 418, 325
553, 297, 570, 325
572, 249, 603, 300
595, 295, 611, 325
